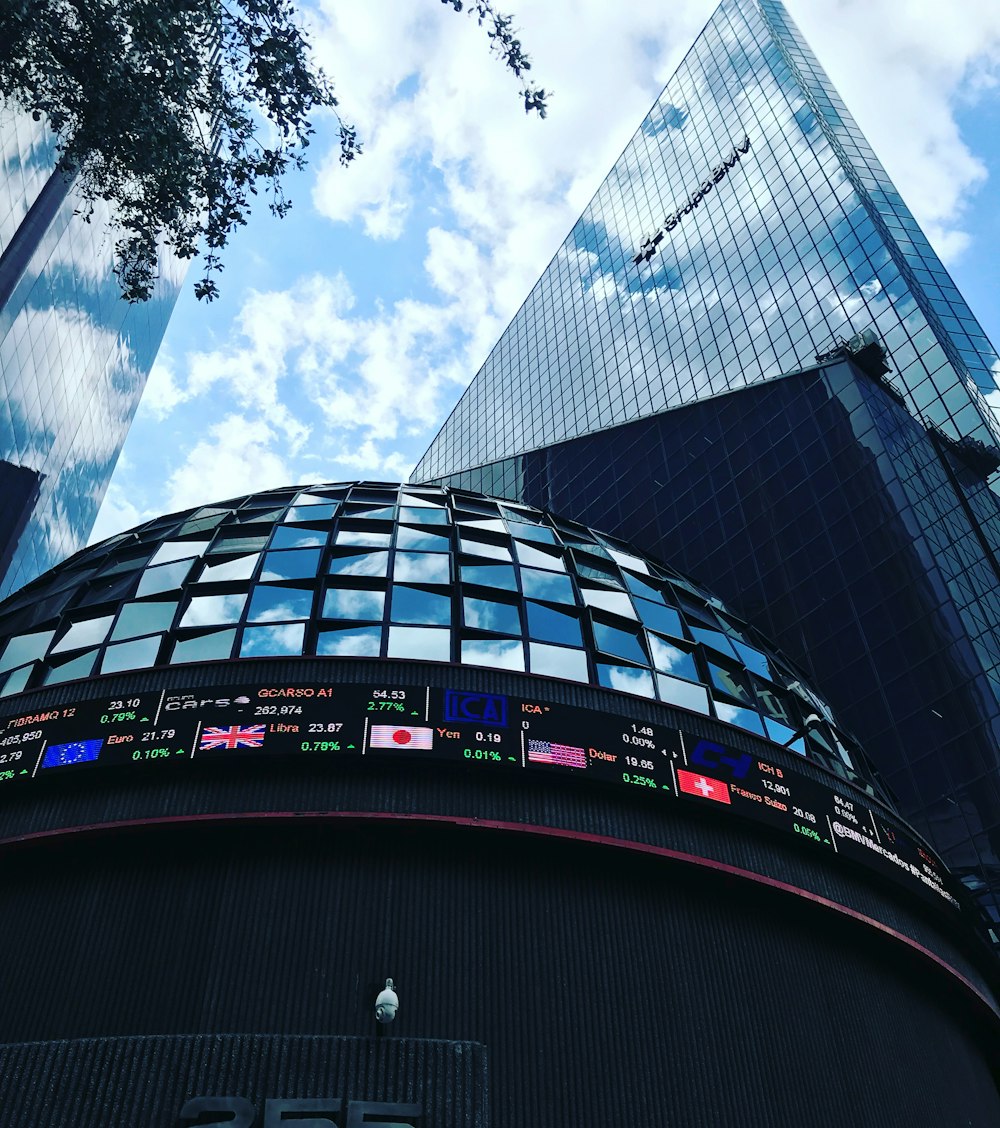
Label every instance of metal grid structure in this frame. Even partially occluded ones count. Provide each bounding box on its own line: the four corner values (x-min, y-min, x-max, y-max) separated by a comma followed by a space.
0, 480, 878, 791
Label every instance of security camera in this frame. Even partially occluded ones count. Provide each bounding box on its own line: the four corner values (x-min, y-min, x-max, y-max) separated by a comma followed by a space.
375, 978, 398, 1024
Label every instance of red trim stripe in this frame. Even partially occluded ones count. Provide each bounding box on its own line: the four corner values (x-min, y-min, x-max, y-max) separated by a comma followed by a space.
1, 808, 996, 1025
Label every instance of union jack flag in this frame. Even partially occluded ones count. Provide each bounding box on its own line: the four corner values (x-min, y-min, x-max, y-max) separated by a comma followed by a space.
199, 724, 267, 751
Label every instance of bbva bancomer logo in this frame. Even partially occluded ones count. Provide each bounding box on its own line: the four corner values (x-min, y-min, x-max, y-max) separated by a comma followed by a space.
633, 135, 752, 265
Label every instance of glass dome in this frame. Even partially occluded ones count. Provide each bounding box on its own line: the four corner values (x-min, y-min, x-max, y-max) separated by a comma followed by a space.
0, 481, 861, 774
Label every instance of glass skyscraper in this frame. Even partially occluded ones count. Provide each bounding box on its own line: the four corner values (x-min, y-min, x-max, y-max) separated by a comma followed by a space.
417, 0, 1000, 478
416, 0, 1000, 924
0, 107, 184, 599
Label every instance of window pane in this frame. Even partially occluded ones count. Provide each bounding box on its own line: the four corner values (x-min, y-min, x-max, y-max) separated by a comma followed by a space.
507, 521, 556, 544
198, 554, 259, 582
593, 621, 647, 664
260, 548, 321, 581
399, 493, 444, 509
328, 551, 388, 577
294, 492, 338, 506
464, 597, 520, 634
52, 616, 114, 653
461, 638, 525, 671
714, 701, 766, 736
514, 541, 566, 571
607, 548, 650, 574
529, 643, 589, 682
635, 599, 683, 638
691, 626, 736, 656
582, 589, 636, 618
137, 559, 194, 595
597, 664, 655, 698
247, 586, 313, 622
43, 650, 98, 685
236, 507, 284, 525
735, 642, 774, 679
754, 680, 797, 727
708, 661, 754, 706
764, 717, 797, 745
270, 526, 326, 549
180, 593, 247, 627
399, 507, 449, 525
285, 503, 336, 523
170, 629, 237, 664
657, 674, 710, 713
459, 535, 512, 561
336, 529, 392, 548
391, 586, 451, 625
576, 558, 623, 587
343, 505, 395, 521
149, 540, 210, 566
396, 526, 450, 551
101, 636, 161, 673
317, 626, 382, 657
394, 552, 450, 583
0, 629, 55, 673
623, 572, 662, 601
111, 601, 176, 641
520, 569, 574, 604
322, 588, 385, 621
210, 534, 269, 554
457, 517, 506, 535
647, 634, 697, 680
240, 623, 305, 657
387, 626, 450, 661
526, 602, 582, 646
0, 664, 32, 697
461, 563, 517, 591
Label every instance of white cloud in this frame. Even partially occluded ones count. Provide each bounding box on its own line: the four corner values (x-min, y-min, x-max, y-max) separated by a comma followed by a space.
87, 479, 152, 544
787, 0, 1000, 262
163, 413, 295, 512
139, 346, 186, 421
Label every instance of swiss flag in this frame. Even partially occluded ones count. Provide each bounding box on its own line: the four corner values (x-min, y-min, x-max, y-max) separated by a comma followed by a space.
677, 768, 731, 804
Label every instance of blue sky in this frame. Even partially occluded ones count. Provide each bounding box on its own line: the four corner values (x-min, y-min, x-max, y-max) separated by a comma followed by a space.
90, 0, 1000, 541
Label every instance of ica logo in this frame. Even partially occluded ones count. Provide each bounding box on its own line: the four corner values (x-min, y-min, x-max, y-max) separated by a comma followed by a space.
443, 690, 507, 728
689, 738, 752, 779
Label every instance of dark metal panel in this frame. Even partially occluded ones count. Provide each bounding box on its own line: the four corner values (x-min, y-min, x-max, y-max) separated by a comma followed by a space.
0, 459, 42, 586
0, 823, 996, 1127
0, 1035, 486, 1128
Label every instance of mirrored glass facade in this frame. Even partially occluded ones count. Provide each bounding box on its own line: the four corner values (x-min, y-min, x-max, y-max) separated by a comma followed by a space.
0, 107, 184, 599
0, 481, 887, 797
414, 0, 1000, 926
414, 0, 1000, 484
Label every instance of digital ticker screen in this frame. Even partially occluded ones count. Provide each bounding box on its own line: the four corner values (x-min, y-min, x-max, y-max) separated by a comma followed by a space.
0, 680, 960, 913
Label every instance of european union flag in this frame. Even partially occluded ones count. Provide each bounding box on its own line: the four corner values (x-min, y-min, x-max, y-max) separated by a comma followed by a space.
41, 738, 103, 769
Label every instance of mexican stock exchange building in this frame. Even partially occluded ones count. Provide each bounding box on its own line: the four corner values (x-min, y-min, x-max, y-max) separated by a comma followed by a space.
0, 482, 995, 1126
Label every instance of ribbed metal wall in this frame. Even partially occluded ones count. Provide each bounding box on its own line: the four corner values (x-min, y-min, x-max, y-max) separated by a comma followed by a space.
0, 1034, 486, 1128
0, 657, 992, 994
0, 756, 992, 1000
0, 822, 996, 1127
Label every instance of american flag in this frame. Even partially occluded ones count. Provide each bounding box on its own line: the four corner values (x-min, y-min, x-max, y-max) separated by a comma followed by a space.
527, 738, 586, 769
199, 724, 267, 751
370, 725, 434, 750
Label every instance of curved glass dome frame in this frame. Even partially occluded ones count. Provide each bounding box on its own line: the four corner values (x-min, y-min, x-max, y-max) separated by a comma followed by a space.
0, 481, 865, 782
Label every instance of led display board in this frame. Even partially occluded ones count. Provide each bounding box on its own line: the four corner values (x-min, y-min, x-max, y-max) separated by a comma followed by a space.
0, 679, 959, 913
